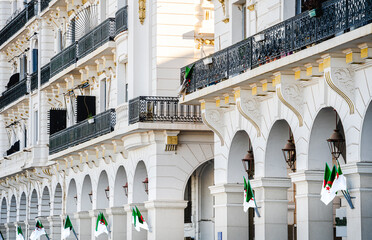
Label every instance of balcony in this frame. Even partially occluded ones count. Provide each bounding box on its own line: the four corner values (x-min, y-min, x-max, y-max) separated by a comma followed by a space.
77, 18, 116, 59
115, 6, 128, 35
0, 77, 27, 109
50, 43, 77, 77
128, 96, 202, 125
49, 108, 116, 154
0, 0, 37, 47
181, 0, 372, 94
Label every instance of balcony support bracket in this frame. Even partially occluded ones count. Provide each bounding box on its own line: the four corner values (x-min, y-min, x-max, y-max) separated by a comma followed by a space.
200, 100, 225, 146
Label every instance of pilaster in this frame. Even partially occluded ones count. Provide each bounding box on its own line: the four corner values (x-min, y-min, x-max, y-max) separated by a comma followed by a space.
74, 211, 91, 240
106, 207, 127, 240
47, 215, 61, 240
209, 184, 249, 240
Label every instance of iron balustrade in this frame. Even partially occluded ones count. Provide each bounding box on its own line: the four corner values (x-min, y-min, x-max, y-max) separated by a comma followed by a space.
0, 78, 27, 109
41, 63, 50, 85
41, 0, 51, 12
0, 0, 37, 47
181, 0, 372, 94
77, 18, 116, 59
128, 96, 202, 124
115, 6, 128, 35
30, 72, 38, 91
50, 43, 77, 77
49, 108, 116, 154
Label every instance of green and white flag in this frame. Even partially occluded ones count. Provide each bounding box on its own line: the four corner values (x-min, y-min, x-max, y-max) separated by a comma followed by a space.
132, 206, 149, 231
29, 220, 47, 240
331, 163, 347, 194
94, 212, 109, 237
16, 226, 24, 240
61, 215, 74, 239
321, 163, 337, 205
243, 177, 256, 212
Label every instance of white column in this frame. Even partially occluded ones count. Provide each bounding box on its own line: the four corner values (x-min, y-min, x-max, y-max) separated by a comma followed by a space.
210, 184, 249, 240
106, 207, 126, 240
40, 20, 55, 66
74, 211, 91, 240
344, 162, 372, 240
124, 203, 147, 240
47, 215, 61, 240
5, 222, 15, 239
290, 170, 333, 240
145, 200, 187, 240
251, 177, 291, 240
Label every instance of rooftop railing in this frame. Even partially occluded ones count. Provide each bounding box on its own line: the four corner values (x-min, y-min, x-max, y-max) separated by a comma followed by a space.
128, 96, 202, 125
181, 0, 372, 94
49, 108, 116, 154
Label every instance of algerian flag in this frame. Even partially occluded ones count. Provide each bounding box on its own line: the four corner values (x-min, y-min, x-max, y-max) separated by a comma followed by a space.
331, 162, 347, 194
243, 177, 256, 212
321, 164, 337, 205
29, 220, 47, 240
132, 206, 149, 231
16, 226, 24, 240
61, 215, 73, 239
94, 212, 109, 237
178, 64, 194, 94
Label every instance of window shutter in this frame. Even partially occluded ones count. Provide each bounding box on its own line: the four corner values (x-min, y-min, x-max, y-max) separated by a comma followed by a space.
48, 108, 67, 135
76, 96, 96, 122
32, 49, 38, 73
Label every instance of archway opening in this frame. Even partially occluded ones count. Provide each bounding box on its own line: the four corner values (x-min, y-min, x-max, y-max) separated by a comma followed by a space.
266, 120, 296, 240
308, 107, 346, 240
19, 193, 26, 222
96, 171, 110, 209
361, 102, 372, 161
54, 183, 62, 216
133, 161, 148, 203
81, 175, 93, 211
113, 166, 128, 207
67, 179, 77, 214
184, 160, 214, 240
41, 187, 50, 217
30, 189, 38, 220
0, 198, 7, 239
9, 195, 16, 222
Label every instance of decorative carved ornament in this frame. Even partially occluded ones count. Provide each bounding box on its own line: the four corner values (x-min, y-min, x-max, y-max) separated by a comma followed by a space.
323, 55, 355, 114
139, 0, 146, 24
200, 100, 225, 146
234, 88, 261, 136
275, 72, 304, 127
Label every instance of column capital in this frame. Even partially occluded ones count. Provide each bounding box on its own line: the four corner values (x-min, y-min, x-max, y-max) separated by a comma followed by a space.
209, 183, 243, 195
124, 203, 145, 213
289, 170, 324, 183
106, 206, 126, 216
250, 177, 291, 188
144, 200, 187, 210
342, 162, 372, 175
89, 209, 106, 218
74, 211, 91, 220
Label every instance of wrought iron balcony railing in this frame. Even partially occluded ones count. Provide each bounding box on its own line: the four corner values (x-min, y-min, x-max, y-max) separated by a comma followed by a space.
49, 108, 116, 154
128, 96, 202, 124
30, 71, 38, 91
115, 6, 128, 35
40, 0, 51, 12
0, 78, 27, 109
181, 0, 372, 94
0, 0, 37, 47
30, 64, 50, 91
77, 18, 116, 59
50, 43, 77, 77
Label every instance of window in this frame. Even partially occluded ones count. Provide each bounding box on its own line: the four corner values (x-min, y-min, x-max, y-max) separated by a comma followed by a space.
32, 49, 38, 73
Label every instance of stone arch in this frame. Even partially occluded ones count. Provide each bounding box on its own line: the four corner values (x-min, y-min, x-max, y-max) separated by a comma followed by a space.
29, 189, 38, 220
308, 107, 346, 170
53, 183, 62, 216
0, 198, 6, 224
67, 179, 77, 214
113, 166, 128, 207
81, 175, 93, 211
132, 161, 148, 203
96, 171, 110, 209
227, 130, 252, 183
264, 120, 293, 177
19, 192, 26, 221
9, 195, 16, 222
41, 186, 51, 217
361, 101, 372, 162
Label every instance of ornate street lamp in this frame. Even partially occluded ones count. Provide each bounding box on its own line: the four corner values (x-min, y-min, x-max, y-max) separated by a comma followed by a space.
143, 178, 149, 194
242, 139, 255, 179
122, 182, 128, 197
88, 191, 93, 203
104, 186, 110, 200
282, 130, 296, 172
327, 110, 345, 161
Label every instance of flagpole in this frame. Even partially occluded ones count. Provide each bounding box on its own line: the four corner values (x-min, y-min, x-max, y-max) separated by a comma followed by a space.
72, 228, 79, 240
